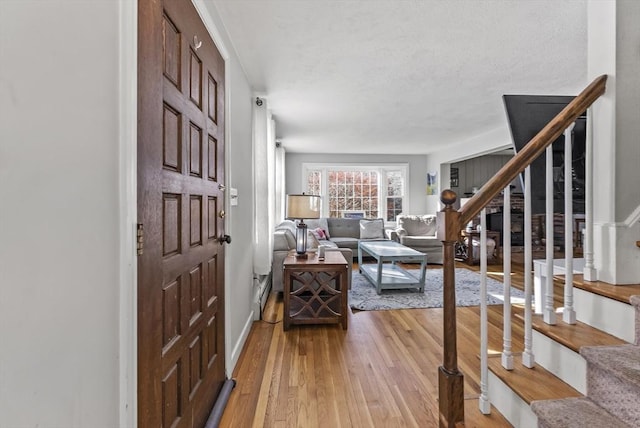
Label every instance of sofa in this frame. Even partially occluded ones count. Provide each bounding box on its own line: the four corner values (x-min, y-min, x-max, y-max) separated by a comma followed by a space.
388, 214, 444, 264
271, 217, 386, 292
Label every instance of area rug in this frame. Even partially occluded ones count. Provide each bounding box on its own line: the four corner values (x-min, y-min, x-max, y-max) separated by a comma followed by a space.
349, 268, 527, 311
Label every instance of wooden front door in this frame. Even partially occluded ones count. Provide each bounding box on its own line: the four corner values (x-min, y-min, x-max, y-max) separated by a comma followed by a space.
138, 0, 226, 426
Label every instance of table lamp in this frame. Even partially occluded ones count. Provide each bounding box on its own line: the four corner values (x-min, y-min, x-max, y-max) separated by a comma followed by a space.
286, 194, 321, 258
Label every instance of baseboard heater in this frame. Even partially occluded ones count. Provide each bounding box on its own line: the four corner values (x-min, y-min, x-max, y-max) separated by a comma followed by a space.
253, 273, 272, 320
204, 378, 236, 428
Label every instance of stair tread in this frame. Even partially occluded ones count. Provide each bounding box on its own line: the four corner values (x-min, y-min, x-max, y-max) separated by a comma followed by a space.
572, 274, 640, 304
581, 344, 640, 387
488, 355, 582, 404
514, 312, 628, 352
531, 397, 631, 428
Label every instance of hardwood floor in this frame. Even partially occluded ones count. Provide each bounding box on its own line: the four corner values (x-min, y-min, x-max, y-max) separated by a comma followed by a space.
220, 262, 514, 427
220, 257, 639, 427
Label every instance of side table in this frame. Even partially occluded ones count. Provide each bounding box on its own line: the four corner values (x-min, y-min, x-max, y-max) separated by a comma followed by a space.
283, 250, 349, 331
460, 230, 501, 265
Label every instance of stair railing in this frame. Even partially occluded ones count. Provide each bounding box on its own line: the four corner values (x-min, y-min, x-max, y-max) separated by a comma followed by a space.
436, 74, 607, 427
583, 107, 598, 280
522, 165, 535, 368
563, 123, 577, 324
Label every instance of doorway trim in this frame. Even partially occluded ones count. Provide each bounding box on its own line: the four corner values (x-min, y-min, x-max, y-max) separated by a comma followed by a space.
118, 0, 138, 427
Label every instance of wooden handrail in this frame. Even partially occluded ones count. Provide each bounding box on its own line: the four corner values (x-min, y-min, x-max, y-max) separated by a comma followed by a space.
459, 75, 608, 226
437, 74, 607, 428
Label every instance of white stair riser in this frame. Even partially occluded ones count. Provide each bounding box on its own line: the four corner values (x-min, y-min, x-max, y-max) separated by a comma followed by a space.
532, 330, 587, 394
488, 371, 538, 428
574, 288, 635, 343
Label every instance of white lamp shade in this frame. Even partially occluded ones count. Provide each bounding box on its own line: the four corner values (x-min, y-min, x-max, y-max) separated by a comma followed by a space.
286, 194, 321, 219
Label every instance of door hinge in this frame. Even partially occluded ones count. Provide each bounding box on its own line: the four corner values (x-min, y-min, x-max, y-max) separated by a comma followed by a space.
136, 223, 144, 256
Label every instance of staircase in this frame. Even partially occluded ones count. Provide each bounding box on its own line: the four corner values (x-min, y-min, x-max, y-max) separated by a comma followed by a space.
435, 74, 640, 427
532, 344, 640, 427
488, 275, 640, 427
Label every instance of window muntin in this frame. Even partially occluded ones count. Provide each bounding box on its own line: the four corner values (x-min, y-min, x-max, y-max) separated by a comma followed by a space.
386, 171, 404, 221
302, 164, 408, 223
306, 170, 321, 196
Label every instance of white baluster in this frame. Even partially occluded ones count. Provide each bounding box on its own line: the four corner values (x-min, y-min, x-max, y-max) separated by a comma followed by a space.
522, 166, 535, 367
564, 123, 576, 324
479, 208, 490, 414
502, 186, 513, 369
544, 144, 557, 325
583, 107, 597, 281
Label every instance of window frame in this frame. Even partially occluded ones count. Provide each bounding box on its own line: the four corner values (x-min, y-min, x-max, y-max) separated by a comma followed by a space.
301, 163, 410, 226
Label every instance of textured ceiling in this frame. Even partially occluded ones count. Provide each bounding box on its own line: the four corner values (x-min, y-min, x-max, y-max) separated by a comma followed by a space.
212, 0, 587, 154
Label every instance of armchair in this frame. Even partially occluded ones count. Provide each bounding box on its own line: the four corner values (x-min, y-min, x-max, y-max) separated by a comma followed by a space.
388, 214, 443, 264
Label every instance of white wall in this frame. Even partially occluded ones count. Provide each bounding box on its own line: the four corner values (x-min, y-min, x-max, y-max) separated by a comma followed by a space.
0, 1, 121, 426
588, 0, 640, 284
222, 56, 256, 370
285, 153, 429, 215
614, 0, 640, 222
425, 126, 513, 213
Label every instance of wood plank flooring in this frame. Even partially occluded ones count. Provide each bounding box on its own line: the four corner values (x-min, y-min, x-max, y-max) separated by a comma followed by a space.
220, 262, 514, 427
220, 258, 639, 427
517, 312, 627, 353
573, 275, 640, 304
487, 357, 582, 404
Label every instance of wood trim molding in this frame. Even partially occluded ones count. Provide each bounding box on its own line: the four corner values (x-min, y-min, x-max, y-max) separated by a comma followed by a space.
118, 0, 138, 426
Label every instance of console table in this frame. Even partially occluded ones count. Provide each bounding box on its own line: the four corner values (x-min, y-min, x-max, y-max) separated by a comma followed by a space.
459, 230, 500, 265
283, 251, 349, 331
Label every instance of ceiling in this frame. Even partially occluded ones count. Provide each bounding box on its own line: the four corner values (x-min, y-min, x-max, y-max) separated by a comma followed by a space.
212, 0, 588, 155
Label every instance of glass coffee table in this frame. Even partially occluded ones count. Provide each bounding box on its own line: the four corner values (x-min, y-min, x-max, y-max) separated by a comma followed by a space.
357, 240, 427, 294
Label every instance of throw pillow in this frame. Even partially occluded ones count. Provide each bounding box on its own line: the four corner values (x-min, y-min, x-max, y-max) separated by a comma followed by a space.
306, 230, 320, 249
310, 227, 327, 240
359, 219, 384, 239
305, 218, 330, 239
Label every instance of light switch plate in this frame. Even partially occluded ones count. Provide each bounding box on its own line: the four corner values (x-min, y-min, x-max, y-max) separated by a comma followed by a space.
230, 188, 238, 206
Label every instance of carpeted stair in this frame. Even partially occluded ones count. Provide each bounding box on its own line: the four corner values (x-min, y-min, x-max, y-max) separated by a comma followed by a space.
581, 345, 640, 426
531, 343, 640, 427
631, 295, 640, 345
531, 397, 630, 428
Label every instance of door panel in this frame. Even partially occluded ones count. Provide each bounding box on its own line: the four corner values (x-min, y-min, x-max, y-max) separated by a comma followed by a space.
138, 0, 226, 426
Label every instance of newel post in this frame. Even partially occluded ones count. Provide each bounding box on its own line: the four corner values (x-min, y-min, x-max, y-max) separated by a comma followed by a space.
436, 190, 464, 427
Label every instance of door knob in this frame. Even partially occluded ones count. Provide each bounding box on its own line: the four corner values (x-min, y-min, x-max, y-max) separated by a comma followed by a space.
218, 234, 231, 244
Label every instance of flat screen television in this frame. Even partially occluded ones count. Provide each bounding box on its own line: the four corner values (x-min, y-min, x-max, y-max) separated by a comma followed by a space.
503, 95, 586, 215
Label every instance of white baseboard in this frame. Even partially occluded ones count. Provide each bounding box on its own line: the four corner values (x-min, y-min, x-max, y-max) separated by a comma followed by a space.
574, 287, 635, 343
228, 310, 255, 377
227, 275, 271, 376
532, 330, 586, 394
488, 371, 538, 428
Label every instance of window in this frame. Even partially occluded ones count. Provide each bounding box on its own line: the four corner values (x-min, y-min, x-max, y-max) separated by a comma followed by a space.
303, 164, 408, 223
386, 170, 404, 221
